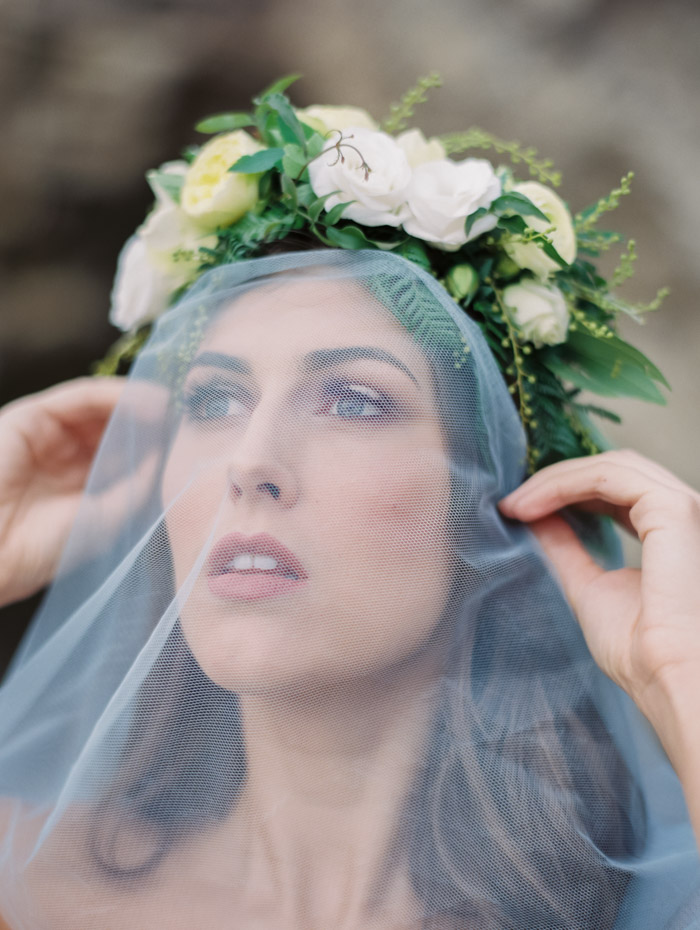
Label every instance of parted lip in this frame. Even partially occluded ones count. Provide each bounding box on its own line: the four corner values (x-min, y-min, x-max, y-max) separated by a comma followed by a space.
206, 532, 307, 580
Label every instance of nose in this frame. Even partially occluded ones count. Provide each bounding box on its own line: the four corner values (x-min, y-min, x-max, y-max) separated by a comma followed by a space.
225, 408, 299, 509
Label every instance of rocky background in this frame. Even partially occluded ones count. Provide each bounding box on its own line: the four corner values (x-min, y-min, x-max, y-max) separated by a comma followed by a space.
1, 0, 699, 671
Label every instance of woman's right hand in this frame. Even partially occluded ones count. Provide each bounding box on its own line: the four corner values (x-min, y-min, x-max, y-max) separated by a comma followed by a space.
0, 377, 125, 608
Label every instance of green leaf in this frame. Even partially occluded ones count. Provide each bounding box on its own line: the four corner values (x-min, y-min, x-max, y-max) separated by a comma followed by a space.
326, 225, 379, 250
259, 74, 302, 99
266, 93, 307, 147
229, 148, 284, 173
464, 207, 489, 239
195, 112, 255, 134
491, 192, 549, 223
541, 330, 669, 403
308, 194, 331, 224
324, 200, 354, 226
279, 173, 297, 208
281, 143, 308, 178
147, 169, 184, 203
395, 238, 431, 270
295, 182, 316, 209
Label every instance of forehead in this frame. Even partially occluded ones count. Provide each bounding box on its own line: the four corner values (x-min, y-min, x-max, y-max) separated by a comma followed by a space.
199, 275, 431, 375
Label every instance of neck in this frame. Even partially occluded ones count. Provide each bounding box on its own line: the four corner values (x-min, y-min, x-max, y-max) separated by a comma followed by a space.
223, 660, 440, 927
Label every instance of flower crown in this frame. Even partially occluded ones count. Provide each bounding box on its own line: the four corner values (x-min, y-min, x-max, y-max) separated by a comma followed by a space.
100, 74, 669, 471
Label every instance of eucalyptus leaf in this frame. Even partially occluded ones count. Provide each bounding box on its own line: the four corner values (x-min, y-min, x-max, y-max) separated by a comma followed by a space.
195, 112, 255, 134
229, 148, 284, 174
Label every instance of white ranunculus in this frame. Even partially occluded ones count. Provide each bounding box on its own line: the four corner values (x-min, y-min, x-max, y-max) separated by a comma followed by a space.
308, 127, 412, 227
181, 130, 263, 230
109, 236, 175, 331
396, 128, 446, 167
297, 105, 379, 137
504, 181, 577, 278
403, 158, 501, 251
502, 279, 571, 347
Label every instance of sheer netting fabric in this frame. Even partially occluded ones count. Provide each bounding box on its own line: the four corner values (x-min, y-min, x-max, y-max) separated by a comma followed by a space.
0, 250, 698, 930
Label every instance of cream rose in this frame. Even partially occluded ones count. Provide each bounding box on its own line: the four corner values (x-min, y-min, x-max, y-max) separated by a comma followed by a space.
297, 105, 379, 137
396, 128, 446, 167
308, 127, 412, 227
502, 279, 570, 347
181, 131, 263, 230
504, 181, 577, 278
403, 158, 501, 251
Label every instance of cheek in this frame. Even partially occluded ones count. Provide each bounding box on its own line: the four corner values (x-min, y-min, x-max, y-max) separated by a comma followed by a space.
312, 446, 452, 625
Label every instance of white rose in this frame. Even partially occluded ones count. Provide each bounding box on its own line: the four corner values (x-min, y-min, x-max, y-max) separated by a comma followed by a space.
403, 158, 501, 251
308, 128, 412, 227
502, 279, 570, 347
181, 130, 263, 230
109, 237, 175, 331
396, 128, 446, 167
110, 198, 217, 332
504, 181, 577, 278
297, 105, 378, 136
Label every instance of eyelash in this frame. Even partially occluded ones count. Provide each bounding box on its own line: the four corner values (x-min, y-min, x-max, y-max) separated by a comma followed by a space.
182, 378, 397, 425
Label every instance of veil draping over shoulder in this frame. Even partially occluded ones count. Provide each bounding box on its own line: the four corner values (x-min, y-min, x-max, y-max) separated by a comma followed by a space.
0, 250, 698, 929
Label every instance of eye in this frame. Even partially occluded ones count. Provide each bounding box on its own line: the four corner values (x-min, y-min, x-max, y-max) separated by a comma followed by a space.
184, 382, 249, 424
323, 382, 392, 420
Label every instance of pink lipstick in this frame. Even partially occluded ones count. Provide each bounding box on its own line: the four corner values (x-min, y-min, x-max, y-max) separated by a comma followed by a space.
206, 532, 307, 600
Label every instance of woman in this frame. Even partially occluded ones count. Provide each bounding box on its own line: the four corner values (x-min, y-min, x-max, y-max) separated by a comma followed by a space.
0, 250, 699, 928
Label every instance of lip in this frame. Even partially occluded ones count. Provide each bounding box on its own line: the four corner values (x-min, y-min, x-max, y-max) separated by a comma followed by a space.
206, 532, 308, 601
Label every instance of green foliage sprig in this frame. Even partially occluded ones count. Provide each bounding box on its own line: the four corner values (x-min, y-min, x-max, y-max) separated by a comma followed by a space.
441, 129, 562, 188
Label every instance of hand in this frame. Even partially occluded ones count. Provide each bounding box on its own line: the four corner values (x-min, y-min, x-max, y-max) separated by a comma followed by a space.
0, 377, 125, 608
499, 450, 700, 724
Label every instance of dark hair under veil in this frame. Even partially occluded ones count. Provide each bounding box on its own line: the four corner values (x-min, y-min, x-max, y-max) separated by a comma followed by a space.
86, 250, 645, 929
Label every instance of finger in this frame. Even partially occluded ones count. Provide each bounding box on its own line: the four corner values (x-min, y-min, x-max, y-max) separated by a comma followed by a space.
499, 457, 698, 523
503, 451, 696, 510
528, 514, 605, 616
1, 377, 126, 424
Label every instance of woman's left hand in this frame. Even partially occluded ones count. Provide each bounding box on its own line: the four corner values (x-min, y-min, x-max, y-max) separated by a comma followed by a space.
499, 450, 700, 727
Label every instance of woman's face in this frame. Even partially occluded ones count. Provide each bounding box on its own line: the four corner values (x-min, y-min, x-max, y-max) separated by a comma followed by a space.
161, 276, 452, 692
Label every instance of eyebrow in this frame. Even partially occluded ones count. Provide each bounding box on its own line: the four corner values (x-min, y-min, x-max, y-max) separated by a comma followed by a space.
190, 351, 252, 376
302, 347, 419, 385
190, 346, 419, 385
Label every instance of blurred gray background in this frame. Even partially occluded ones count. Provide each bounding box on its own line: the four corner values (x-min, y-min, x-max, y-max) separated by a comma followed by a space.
1, 0, 699, 669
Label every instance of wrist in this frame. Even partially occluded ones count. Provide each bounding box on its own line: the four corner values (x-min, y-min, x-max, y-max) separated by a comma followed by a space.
637, 664, 700, 781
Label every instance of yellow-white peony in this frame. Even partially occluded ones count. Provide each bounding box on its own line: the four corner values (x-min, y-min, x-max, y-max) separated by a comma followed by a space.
181, 131, 263, 230
504, 181, 577, 278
